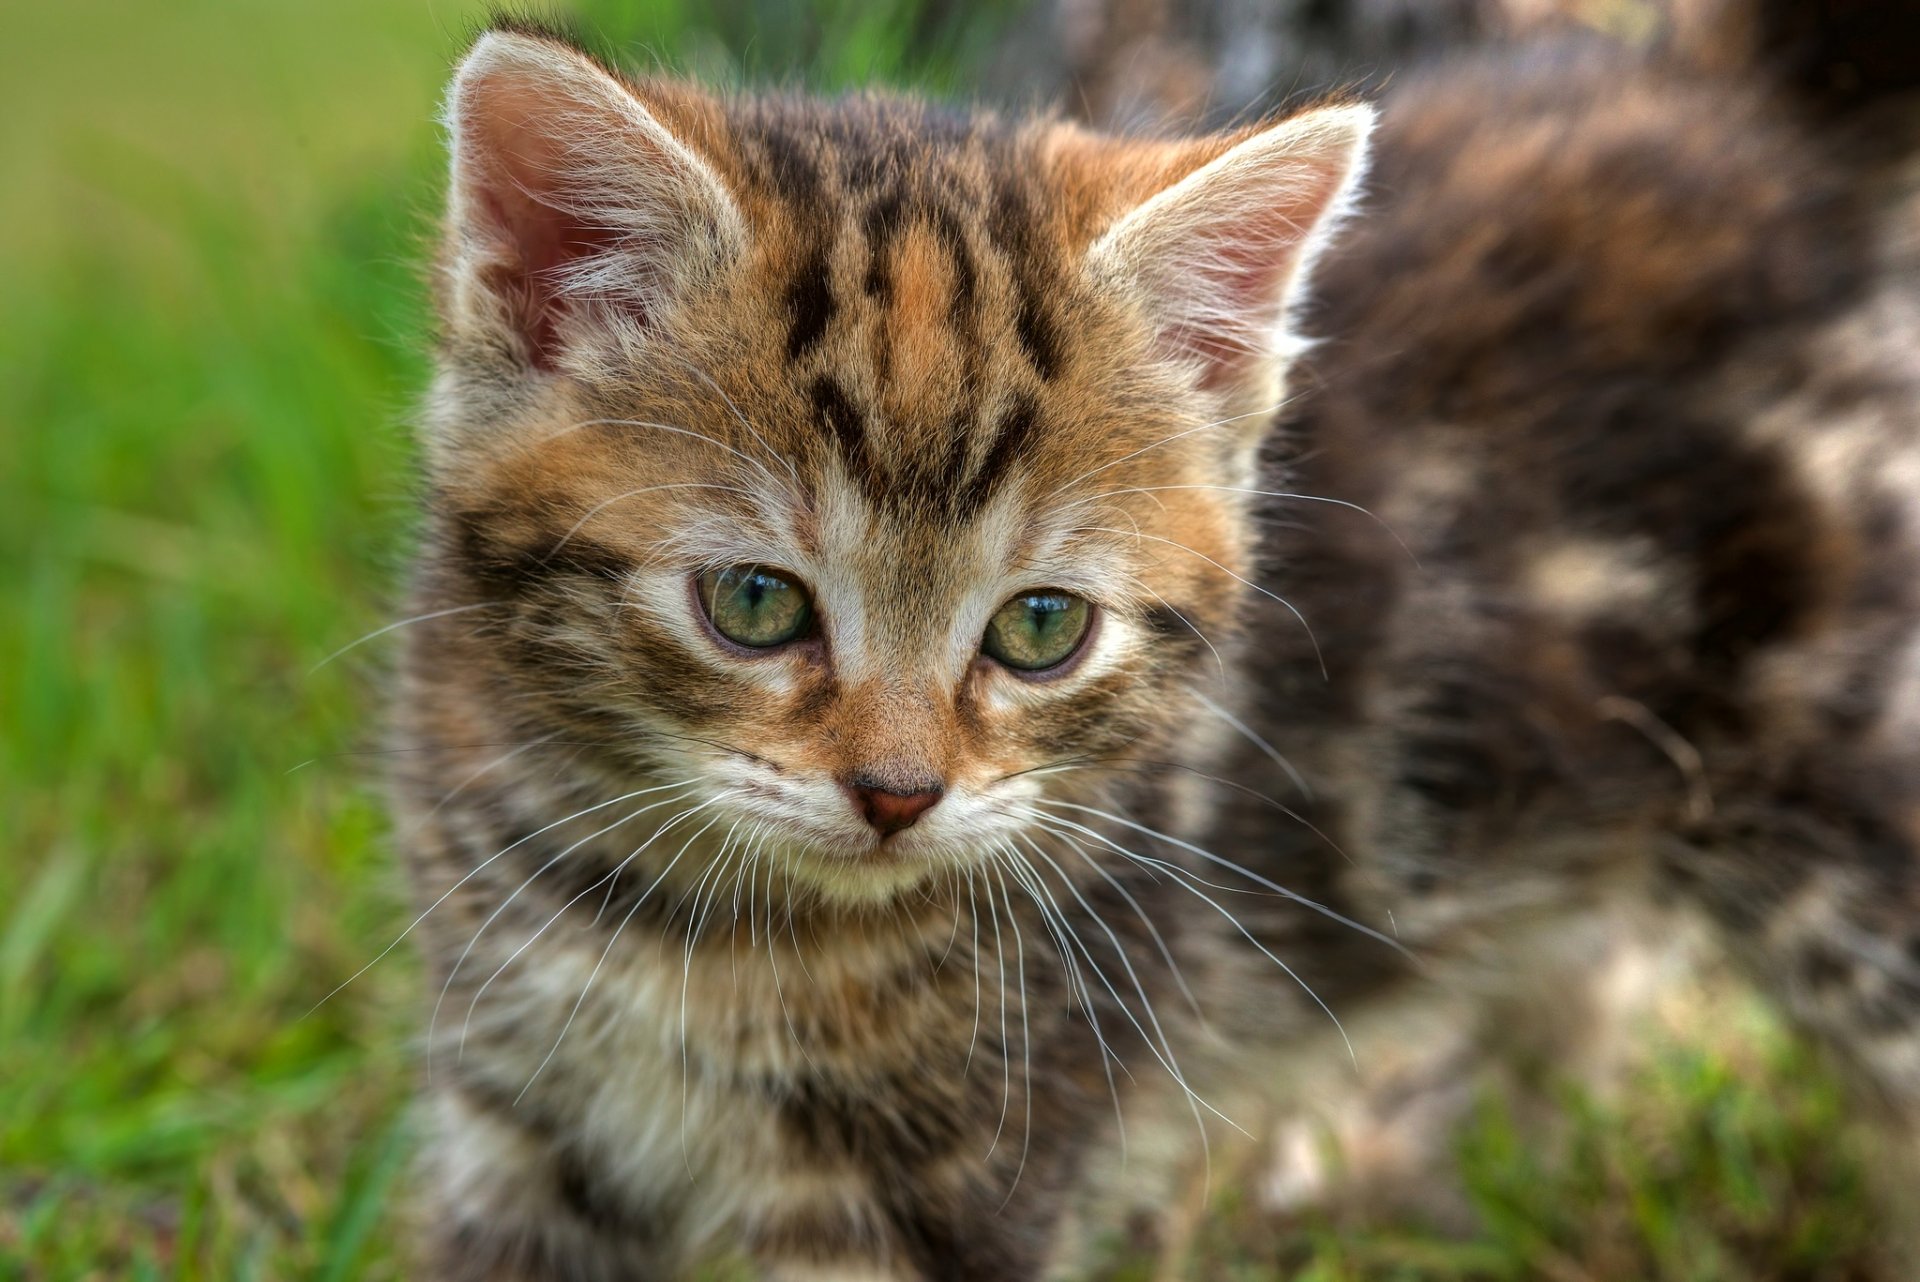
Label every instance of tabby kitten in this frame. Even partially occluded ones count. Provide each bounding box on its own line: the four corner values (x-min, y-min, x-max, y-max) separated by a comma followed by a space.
390, 17, 1920, 1280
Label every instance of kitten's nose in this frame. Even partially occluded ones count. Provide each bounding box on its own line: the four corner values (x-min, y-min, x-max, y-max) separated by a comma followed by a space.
841, 776, 944, 836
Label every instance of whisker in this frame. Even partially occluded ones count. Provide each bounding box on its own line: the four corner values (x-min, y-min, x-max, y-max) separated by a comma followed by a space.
1032, 798, 1409, 959
1050, 828, 1206, 1024
779, 855, 818, 985
1051, 396, 1300, 496
681, 825, 748, 1168
726, 824, 770, 986
986, 860, 1035, 1201
1188, 688, 1312, 800
988, 743, 1138, 787
1015, 756, 1353, 869
999, 847, 1131, 1159
1020, 842, 1225, 1205
1082, 483, 1420, 565
963, 868, 984, 1074
1022, 811, 1359, 1064
544, 482, 754, 561
1016, 836, 1241, 1145
651, 730, 791, 772
666, 354, 804, 487
540, 416, 789, 495
405, 736, 561, 830
514, 809, 729, 1105
933, 867, 967, 974
1074, 525, 1327, 678
766, 852, 818, 1069
978, 858, 1011, 1158
456, 795, 718, 1059
313, 779, 687, 1022
308, 602, 501, 674
1124, 571, 1227, 678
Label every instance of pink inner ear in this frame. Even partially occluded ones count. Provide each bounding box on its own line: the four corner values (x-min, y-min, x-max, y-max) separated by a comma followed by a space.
456, 67, 675, 372
1104, 110, 1371, 395
462, 92, 634, 372
1185, 170, 1347, 391
1177, 229, 1296, 389
474, 183, 627, 373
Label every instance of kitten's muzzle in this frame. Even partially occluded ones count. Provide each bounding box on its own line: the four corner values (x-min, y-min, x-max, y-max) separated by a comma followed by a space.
840, 775, 944, 837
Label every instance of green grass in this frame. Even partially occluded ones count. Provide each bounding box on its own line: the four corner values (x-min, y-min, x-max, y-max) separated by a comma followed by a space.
1212, 1013, 1881, 1281
0, 2, 1887, 1276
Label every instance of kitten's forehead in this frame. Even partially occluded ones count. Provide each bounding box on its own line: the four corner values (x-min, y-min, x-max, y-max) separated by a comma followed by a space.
642, 94, 1214, 527
730, 103, 1076, 517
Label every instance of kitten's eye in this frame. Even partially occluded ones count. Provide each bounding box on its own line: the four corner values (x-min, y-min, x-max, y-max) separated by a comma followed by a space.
981, 591, 1092, 672
699, 566, 813, 648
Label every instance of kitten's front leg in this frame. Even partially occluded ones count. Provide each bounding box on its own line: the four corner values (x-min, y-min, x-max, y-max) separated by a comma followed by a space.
734, 1154, 1081, 1281
415, 1085, 678, 1282
735, 1190, 1071, 1282
735, 1060, 1099, 1282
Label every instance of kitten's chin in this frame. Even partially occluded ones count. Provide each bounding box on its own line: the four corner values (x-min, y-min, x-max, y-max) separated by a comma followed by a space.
779, 838, 969, 908
797, 862, 936, 908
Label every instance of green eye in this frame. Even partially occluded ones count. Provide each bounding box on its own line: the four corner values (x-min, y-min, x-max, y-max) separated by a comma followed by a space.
699, 566, 813, 648
982, 591, 1092, 672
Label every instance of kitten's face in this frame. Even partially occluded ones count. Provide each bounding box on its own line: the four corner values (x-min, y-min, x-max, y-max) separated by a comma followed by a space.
425, 32, 1369, 903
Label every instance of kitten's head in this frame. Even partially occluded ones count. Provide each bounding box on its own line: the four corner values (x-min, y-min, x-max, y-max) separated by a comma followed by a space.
421, 28, 1370, 903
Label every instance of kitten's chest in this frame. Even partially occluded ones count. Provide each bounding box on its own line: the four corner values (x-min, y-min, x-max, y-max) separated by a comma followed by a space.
482, 910, 984, 1126
508, 925, 994, 1221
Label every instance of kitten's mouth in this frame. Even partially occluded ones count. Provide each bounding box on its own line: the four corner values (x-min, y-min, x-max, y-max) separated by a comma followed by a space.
819, 826, 920, 864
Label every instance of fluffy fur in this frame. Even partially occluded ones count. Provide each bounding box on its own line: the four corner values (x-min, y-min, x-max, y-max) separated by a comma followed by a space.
386, 15, 1920, 1279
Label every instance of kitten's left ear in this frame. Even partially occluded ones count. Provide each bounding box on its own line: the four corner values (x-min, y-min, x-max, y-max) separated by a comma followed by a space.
1087, 104, 1374, 400
441, 30, 746, 376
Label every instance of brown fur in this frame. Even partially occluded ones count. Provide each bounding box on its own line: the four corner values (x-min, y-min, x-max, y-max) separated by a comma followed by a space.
387, 16, 1920, 1279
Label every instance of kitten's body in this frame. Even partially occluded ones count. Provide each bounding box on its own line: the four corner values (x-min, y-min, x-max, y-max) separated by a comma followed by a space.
391, 19, 1920, 1280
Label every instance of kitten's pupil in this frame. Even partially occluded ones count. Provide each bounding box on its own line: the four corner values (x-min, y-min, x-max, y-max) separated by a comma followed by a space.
701, 566, 812, 647
982, 591, 1092, 671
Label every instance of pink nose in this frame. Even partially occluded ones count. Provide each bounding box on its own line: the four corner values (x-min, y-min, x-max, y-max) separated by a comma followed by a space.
842, 778, 944, 836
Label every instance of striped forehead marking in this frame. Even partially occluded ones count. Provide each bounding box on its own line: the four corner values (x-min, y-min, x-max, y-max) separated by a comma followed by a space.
728, 103, 1073, 523
805, 376, 1041, 521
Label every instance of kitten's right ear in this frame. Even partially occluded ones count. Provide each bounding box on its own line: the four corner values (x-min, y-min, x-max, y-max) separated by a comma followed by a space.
442, 31, 745, 375
1085, 104, 1373, 405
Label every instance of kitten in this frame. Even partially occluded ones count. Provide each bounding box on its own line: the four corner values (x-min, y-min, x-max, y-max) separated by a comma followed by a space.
388, 15, 1920, 1279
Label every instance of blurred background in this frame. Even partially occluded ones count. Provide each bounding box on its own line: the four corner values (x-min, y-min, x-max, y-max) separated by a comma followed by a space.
0, 1, 1887, 1277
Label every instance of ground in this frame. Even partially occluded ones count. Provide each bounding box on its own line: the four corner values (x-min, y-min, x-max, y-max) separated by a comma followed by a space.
0, 1, 1887, 1277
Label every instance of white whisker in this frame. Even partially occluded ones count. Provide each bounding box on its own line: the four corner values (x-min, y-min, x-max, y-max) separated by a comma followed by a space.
456, 794, 717, 1059
1016, 836, 1240, 1146
666, 354, 803, 487
315, 778, 686, 1030
963, 868, 984, 1073
681, 823, 748, 1169
543, 416, 790, 496
1050, 397, 1299, 496
986, 859, 1034, 1201
999, 846, 1131, 1160
1189, 688, 1312, 800
1034, 799, 1409, 959
1083, 483, 1419, 564
1075, 525, 1327, 678
545, 482, 754, 561
1023, 809, 1359, 1065
514, 808, 728, 1106
308, 602, 499, 674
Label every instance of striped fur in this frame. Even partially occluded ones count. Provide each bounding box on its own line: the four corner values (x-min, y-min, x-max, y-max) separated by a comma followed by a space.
389, 18, 1920, 1279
